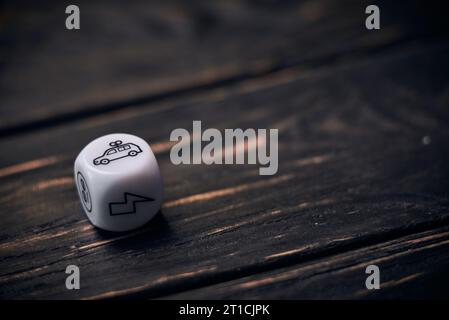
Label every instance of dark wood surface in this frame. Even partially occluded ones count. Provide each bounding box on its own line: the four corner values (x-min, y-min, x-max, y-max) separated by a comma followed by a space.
1, 0, 449, 299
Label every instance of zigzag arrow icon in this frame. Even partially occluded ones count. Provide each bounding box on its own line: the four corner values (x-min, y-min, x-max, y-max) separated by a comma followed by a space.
109, 192, 154, 216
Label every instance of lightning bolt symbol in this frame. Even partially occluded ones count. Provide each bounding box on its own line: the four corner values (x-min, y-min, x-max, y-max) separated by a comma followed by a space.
109, 192, 154, 216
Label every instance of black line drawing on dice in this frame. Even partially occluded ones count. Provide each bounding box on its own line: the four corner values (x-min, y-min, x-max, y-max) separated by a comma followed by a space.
109, 192, 154, 216
76, 172, 92, 212
93, 140, 142, 165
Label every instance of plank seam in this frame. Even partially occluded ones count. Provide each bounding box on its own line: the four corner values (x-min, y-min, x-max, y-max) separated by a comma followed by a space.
88, 215, 449, 299
0, 34, 444, 139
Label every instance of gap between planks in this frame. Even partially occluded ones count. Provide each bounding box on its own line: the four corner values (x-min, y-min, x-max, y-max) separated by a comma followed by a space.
83, 221, 449, 299
0, 31, 437, 140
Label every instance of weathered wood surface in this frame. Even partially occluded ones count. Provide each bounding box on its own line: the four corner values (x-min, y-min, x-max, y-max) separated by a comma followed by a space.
1, 1, 449, 299
1, 0, 447, 134
164, 226, 449, 299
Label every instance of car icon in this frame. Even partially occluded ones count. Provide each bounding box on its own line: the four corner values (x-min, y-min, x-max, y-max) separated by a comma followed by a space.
93, 140, 142, 165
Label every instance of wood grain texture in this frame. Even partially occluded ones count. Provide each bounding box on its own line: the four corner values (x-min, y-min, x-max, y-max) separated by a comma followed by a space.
1, 0, 448, 134
164, 226, 449, 299
1, 36, 449, 298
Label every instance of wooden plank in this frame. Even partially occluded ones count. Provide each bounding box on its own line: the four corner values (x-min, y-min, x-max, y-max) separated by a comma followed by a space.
1, 0, 446, 134
164, 226, 449, 299
1, 41, 449, 298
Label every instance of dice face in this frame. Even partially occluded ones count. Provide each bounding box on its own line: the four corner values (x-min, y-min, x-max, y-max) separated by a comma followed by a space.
74, 133, 164, 232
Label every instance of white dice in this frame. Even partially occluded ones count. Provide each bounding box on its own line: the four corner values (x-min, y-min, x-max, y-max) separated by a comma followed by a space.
74, 133, 163, 232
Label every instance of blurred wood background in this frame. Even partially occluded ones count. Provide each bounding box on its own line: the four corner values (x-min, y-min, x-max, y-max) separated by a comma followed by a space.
1, 0, 449, 299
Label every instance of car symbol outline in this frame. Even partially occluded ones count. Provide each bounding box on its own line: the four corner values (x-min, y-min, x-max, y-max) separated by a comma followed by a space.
93, 141, 142, 165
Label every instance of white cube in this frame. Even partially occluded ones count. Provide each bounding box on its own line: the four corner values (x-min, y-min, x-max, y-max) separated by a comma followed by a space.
74, 133, 164, 232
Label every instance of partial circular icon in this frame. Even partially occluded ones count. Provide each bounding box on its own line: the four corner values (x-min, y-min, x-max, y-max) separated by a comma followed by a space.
77, 171, 92, 212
